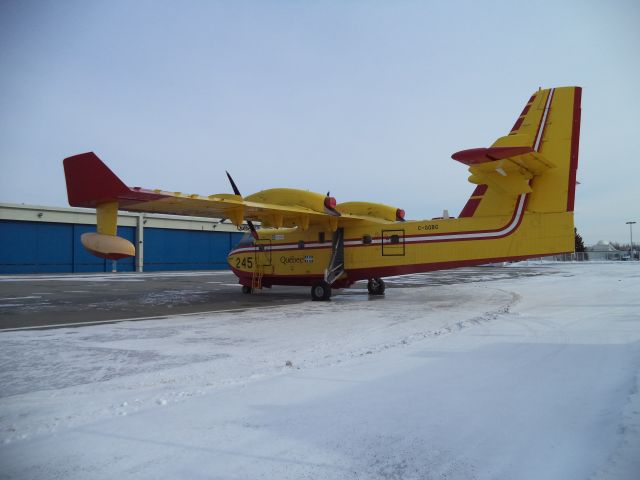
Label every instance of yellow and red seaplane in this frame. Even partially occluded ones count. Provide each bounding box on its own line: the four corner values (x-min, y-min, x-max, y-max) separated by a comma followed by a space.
64, 86, 581, 300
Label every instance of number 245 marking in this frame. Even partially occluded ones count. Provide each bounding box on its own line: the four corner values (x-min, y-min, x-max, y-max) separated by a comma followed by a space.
235, 257, 253, 269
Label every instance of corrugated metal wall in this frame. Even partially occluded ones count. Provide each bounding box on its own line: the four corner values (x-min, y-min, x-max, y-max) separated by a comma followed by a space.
0, 220, 243, 274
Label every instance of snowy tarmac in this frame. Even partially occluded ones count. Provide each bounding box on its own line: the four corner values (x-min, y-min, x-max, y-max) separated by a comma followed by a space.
0, 266, 546, 330
1, 263, 639, 479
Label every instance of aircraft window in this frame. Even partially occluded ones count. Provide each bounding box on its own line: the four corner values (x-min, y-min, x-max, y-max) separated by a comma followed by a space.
298, 240, 305, 249
363, 235, 372, 244
390, 235, 400, 244
258, 245, 265, 251
319, 232, 325, 243
235, 233, 255, 248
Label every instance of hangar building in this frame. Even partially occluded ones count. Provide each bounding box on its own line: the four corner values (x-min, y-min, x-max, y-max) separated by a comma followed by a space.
0, 203, 244, 274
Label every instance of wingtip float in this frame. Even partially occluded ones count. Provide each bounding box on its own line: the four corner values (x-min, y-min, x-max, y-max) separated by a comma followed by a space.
63, 86, 582, 300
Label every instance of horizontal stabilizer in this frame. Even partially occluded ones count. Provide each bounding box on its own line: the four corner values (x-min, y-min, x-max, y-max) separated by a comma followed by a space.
452, 145, 556, 195
452, 146, 533, 165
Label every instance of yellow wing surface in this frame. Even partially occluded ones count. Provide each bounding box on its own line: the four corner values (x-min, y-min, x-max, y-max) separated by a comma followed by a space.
63, 153, 400, 238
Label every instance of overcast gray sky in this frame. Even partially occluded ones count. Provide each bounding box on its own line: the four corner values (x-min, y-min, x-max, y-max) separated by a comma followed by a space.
1, 0, 638, 244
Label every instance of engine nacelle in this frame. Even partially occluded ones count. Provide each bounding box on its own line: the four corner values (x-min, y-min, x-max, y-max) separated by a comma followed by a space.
336, 201, 405, 222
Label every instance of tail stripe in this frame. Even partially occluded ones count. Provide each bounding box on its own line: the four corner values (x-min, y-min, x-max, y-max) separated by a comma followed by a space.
458, 184, 488, 218
534, 88, 555, 151
394, 193, 527, 244
566, 87, 582, 212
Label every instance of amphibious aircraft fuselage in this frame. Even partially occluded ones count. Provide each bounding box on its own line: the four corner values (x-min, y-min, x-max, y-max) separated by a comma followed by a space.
63, 86, 582, 300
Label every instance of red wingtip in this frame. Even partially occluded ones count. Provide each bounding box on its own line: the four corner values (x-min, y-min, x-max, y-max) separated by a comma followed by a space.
63, 152, 129, 207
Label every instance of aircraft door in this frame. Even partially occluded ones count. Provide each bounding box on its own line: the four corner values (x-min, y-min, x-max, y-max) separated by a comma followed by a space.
254, 239, 272, 267
381, 229, 405, 256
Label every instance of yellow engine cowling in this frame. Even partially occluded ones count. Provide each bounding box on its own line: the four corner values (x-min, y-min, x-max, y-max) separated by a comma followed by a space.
244, 188, 331, 213
336, 201, 405, 222
243, 188, 339, 230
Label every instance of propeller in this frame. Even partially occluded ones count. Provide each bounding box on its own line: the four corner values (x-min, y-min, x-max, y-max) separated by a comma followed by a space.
225, 171, 259, 240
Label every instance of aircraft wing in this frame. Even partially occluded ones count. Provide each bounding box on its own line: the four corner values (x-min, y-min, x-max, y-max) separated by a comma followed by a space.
63, 152, 394, 232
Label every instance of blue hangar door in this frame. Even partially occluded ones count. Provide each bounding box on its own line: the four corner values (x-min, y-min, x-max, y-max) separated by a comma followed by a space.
0, 220, 135, 274
143, 228, 243, 271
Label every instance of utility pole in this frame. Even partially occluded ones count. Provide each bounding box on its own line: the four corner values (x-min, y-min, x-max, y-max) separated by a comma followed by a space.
626, 221, 636, 260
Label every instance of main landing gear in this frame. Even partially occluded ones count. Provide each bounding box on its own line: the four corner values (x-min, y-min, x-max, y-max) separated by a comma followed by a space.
367, 277, 385, 296
311, 281, 332, 301
311, 277, 384, 301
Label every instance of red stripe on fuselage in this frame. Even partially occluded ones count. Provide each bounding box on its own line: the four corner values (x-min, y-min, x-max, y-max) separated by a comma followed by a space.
400, 193, 524, 240
231, 268, 330, 288
229, 193, 526, 257
232, 250, 572, 286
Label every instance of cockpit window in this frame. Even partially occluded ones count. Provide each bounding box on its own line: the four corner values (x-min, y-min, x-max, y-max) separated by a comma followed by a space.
234, 232, 255, 249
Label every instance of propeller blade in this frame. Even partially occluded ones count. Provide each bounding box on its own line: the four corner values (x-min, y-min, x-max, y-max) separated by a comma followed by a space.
225, 171, 259, 240
247, 220, 259, 240
225, 171, 242, 196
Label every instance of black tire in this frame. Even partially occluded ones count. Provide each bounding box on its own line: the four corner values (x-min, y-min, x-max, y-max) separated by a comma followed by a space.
311, 281, 332, 301
367, 277, 386, 295
241, 285, 252, 294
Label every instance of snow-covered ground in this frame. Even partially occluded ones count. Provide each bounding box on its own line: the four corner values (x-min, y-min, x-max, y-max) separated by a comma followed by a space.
1, 263, 639, 479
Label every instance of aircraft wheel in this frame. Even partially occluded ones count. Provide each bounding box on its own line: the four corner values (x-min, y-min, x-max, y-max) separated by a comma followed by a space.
311, 281, 332, 301
241, 285, 252, 294
367, 277, 385, 295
